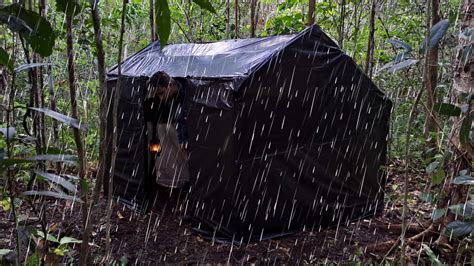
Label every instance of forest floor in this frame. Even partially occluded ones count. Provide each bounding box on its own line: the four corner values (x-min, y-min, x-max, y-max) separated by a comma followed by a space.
0, 161, 471, 264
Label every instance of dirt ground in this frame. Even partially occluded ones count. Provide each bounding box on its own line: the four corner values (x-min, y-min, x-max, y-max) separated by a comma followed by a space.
0, 166, 471, 264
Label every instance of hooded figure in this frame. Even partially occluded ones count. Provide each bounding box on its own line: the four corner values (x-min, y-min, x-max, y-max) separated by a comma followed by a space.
146, 71, 192, 188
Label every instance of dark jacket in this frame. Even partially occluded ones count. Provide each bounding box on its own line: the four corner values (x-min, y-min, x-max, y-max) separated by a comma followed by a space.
175, 78, 193, 145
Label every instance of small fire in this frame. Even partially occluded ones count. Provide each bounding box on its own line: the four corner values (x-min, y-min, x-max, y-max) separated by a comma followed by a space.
150, 143, 161, 153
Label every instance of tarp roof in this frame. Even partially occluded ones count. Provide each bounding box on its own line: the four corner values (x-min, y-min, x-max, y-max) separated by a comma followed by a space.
108, 34, 298, 79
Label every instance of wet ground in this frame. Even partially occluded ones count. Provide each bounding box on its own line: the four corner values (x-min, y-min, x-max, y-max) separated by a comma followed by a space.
1, 166, 470, 264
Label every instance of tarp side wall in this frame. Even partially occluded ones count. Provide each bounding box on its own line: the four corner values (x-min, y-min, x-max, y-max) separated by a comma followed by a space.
187, 25, 391, 241
104, 77, 148, 206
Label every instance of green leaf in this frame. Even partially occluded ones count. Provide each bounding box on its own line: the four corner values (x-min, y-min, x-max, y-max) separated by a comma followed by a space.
120, 255, 129, 266
191, 0, 216, 13
431, 208, 445, 221
459, 44, 473, 67
422, 244, 442, 266
449, 200, 474, 218
15, 63, 52, 73
29, 107, 88, 131
392, 51, 411, 63
431, 169, 445, 185
446, 220, 474, 238
79, 179, 89, 194
0, 249, 12, 256
27, 154, 78, 165
459, 28, 474, 40
425, 161, 439, 174
423, 19, 449, 51
453, 175, 474, 185
379, 59, 419, 73
0, 47, 13, 71
56, 0, 82, 17
34, 170, 78, 193
418, 192, 434, 203
433, 103, 462, 116
155, 0, 171, 48
460, 115, 472, 145
53, 247, 65, 257
21, 190, 83, 203
59, 236, 82, 245
0, 4, 56, 57
388, 39, 412, 51
35, 231, 60, 243
0, 127, 16, 140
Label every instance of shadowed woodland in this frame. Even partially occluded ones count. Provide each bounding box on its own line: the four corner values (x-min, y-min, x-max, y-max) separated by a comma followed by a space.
0, 0, 473, 264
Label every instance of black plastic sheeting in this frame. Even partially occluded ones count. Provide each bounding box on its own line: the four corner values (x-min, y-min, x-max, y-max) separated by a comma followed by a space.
105, 25, 392, 242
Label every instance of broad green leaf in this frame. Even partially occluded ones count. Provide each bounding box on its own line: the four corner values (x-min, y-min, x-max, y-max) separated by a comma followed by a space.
433, 103, 462, 116
27, 154, 78, 165
14, 63, 52, 73
388, 39, 412, 51
0, 249, 12, 256
56, 0, 82, 17
449, 200, 474, 218
379, 59, 419, 74
423, 19, 449, 50
192, 0, 216, 13
34, 170, 77, 193
389, 59, 419, 72
21, 190, 83, 203
431, 208, 445, 221
155, 0, 171, 48
452, 175, 474, 185
431, 169, 445, 185
0, 127, 16, 140
446, 220, 474, 238
459, 44, 473, 67
459, 28, 474, 40
0, 47, 13, 71
418, 192, 434, 203
35, 231, 60, 243
425, 161, 439, 174
422, 244, 442, 266
0, 4, 56, 57
59, 236, 82, 245
29, 107, 88, 131
392, 51, 411, 63
459, 115, 472, 145
459, 169, 469, 176
120, 255, 129, 266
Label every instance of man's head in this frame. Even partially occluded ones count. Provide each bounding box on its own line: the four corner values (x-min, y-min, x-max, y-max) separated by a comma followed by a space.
148, 71, 179, 101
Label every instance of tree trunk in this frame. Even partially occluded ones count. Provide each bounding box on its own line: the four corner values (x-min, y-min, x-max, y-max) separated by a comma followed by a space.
365, 0, 376, 78
307, 0, 315, 26
435, 0, 473, 246
225, 0, 230, 39
351, 0, 363, 60
338, 0, 345, 49
424, 0, 441, 142
105, 0, 128, 259
79, 1, 108, 263
250, 0, 257, 37
149, 0, 157, 41
66, 14, 89, 263
234, 0, 239, 39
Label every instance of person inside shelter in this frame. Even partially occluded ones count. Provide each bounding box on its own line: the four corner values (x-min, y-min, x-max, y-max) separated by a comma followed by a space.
145, 71, 193, 190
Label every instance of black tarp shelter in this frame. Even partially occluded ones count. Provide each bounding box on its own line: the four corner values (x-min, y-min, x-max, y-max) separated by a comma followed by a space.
105, 25, 392, 242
